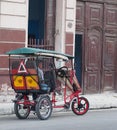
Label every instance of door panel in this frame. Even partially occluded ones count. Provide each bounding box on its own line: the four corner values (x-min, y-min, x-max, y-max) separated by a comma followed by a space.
104, 4, 117, 30
103, 36, 116, 70
84, 29, 102, 93
102, 36, 117, 90
102, 71, 115, 91
84, 71, 100, 93
76, 1, 85, 30
86, 29, 101, 70
86, 2, 103, 27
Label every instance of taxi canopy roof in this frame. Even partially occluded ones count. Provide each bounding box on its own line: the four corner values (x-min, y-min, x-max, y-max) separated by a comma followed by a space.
6, 47, 74, 61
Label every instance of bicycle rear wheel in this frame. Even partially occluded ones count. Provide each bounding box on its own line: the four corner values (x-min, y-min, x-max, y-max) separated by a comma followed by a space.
14, 95, 30, 119
35, 96, 52, 120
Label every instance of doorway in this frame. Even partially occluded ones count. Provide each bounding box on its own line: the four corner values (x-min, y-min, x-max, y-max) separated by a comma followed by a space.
74, 34, 82, 86
28, 0, 45, 40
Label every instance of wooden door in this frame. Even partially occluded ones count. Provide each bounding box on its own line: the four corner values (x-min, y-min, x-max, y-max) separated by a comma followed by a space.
84, 29, 102, 93
102, 3, 117, 91
84, 2, 103, 93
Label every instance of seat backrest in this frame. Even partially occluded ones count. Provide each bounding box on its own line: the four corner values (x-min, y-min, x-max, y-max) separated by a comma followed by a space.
51, 69, 57, 88
44, 69, 57, 92
25, 60, 39, 90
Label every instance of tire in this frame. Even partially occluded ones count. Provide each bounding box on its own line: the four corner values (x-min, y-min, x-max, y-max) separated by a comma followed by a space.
14, 95, 30, 119
72, 97, 89, 115
35, 96, 52, 120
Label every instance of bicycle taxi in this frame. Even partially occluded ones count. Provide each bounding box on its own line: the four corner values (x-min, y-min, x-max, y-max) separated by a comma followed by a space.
6, 47, 89, 120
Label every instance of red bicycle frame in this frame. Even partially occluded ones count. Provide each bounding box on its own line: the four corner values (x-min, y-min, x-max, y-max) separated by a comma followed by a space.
51, 68, 81, 109
51, 86, 81, 109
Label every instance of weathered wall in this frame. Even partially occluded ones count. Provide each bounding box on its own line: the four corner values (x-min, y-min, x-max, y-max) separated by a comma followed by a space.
0, 0, 28, 100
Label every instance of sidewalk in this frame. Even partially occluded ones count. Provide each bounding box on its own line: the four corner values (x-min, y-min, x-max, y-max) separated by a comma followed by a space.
0, 91, 117, 115
84, 91, 117, 109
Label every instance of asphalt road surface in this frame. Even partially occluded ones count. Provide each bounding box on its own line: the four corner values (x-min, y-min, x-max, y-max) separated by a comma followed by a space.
0, 109, 117, 130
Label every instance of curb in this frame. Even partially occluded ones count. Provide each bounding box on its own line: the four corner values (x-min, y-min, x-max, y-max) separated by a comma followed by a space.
0, 103, 117, 116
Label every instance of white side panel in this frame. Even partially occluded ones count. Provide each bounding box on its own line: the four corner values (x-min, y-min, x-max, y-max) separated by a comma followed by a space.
66, 0, 74, 8
1, 0, 26, 3
0, 15, 26, 29
1, 2, 26, 16
0, 0, 28, 30
66, 9, 74, 20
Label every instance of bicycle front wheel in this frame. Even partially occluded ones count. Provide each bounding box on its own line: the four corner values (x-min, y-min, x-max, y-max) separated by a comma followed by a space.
72, 97, 89, 115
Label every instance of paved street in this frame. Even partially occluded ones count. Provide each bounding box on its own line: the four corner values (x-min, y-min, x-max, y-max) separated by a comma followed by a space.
0, 109, 117, 130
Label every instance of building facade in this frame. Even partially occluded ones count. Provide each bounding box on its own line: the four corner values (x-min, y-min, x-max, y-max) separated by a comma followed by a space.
0, 0, 28, 93
75, 0, 117, 93
0, 0, 117, 94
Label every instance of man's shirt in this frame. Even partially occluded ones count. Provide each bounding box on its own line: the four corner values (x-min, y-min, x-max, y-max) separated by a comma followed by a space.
38, 68, 44, 81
